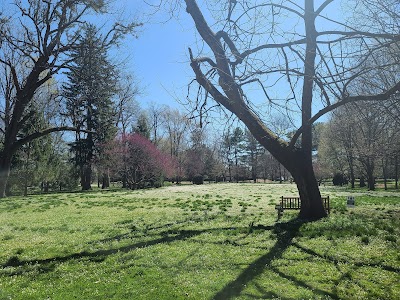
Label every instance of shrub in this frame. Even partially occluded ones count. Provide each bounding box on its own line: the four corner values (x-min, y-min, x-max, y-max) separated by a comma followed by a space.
361, 236, 370, 244
193, 174, 204, 185
385, 235, 396, 243
154, 179, 163, 188
333, 173, 347, 186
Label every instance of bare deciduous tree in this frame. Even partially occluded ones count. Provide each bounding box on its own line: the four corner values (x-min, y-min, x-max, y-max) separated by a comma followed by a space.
183, 0, 400, 219
115, 74, 141, 135
0, 0, 138, 197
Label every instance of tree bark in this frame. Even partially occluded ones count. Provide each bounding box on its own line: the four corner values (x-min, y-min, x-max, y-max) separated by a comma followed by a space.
43, 181, 49, 193
395, 153, 399, 190
101, 171, 110, 189
81, 164, 92, 190
0, 154, 12, 198
288, 151, 327, 219
367, 171, 375, 191
350, 165, 355, 189
382, 158, 388, 190
365, 158, 375, 190
347, 154, 356, 188
122, 173, 127, 188
290, 0, 325, 219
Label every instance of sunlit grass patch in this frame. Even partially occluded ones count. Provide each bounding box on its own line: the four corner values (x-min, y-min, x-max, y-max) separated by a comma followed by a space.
0, 183, 399, 299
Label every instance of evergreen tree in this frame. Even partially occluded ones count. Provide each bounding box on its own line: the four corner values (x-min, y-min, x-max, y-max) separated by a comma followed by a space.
243, 129, 264, 183
63, 24, 117, 190
134, 113, 151, 139
230, 127, 245, 182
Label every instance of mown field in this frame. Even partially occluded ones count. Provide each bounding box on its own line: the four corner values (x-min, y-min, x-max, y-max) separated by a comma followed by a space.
0, 183, 399, 299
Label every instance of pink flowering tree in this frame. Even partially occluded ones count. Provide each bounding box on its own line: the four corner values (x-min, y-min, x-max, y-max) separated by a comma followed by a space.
108, 134, 175, 189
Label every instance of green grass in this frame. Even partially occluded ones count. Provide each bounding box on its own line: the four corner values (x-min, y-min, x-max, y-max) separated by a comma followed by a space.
0, 183, 399, 299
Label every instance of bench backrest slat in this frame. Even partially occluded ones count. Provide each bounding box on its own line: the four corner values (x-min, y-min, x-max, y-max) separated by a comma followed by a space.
280, 196, 330, 213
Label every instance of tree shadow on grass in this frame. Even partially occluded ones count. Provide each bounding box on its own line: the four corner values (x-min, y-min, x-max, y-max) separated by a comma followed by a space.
293, 242, 400, 299
293, 242, 400, 274
212, 220, 301, 299
0, 217, 253, 277
212, 219, 339, 300
213, 220, 400, 300
1, 228, 204, 274
4, 215, 394, 299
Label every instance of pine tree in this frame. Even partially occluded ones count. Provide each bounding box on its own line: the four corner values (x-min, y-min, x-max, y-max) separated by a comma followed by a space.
243, 129, 264, 183
63, 24, 117, 190
134, 113, 151, 139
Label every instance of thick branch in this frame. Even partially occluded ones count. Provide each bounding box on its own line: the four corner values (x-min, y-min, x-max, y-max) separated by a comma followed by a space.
315, 0, 334, 16
12, 126, 91, 152
235, 39, 307, 65
317, 30, 400, 41
289, 80, 400, 148
185, 0, 242, 103
189, 47, 291, 165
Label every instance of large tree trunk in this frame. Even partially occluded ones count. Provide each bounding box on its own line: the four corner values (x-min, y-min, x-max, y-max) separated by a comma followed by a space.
293, 0, 325, 219
0, 109, 21, 198
101, 171, 110, 189
367, 170, 375, 191
44, 181, 49, 193
288, 151, 327, 220
0, 154, 12, 198
122, 173, 127, 188
81, 164, 92, 190
365, 159, 375, 191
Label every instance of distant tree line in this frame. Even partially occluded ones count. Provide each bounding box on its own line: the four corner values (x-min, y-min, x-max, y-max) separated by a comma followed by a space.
1, 0, 399, 201
317, 99, 400, 191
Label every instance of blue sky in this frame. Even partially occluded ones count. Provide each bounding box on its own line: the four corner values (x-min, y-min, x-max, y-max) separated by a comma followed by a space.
114, 0, 344, 119
114, 1, 198, 109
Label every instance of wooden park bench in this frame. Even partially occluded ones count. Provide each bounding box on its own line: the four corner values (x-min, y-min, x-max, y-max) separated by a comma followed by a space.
275, 196, 330, 219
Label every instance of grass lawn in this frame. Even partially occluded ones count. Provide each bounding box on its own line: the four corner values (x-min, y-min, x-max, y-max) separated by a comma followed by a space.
0, 183, 399, 299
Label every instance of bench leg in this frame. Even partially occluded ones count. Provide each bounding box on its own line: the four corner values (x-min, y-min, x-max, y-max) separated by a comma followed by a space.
277, 208, 283, 220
